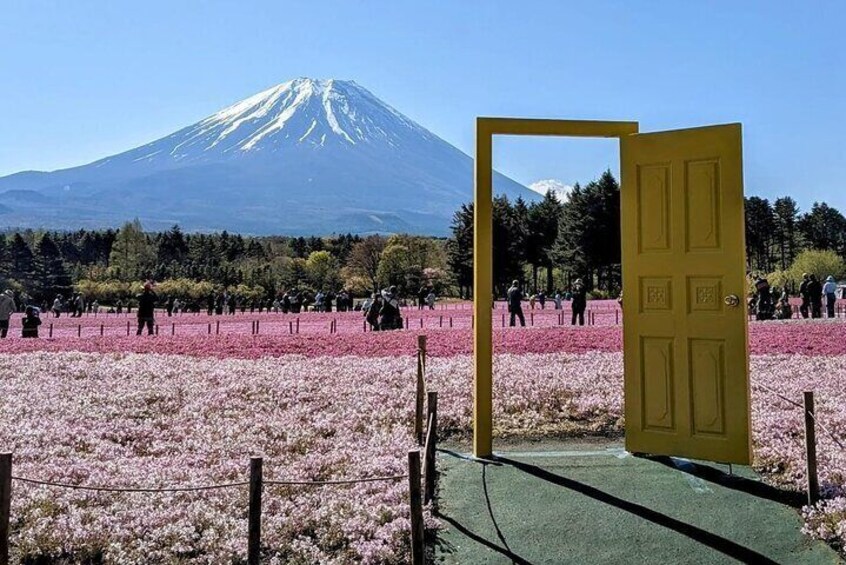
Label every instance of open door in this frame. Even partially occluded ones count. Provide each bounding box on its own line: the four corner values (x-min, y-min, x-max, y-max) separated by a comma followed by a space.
621, 124, 751, 464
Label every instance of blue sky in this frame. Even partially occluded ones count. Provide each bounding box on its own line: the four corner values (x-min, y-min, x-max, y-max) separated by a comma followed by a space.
2, 1, 843, 210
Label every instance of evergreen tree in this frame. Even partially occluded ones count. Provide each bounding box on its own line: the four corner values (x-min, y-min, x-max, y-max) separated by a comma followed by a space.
34, 234, 72, 301
446, 204, 473, 298
772, 197, 801, 271
527, 190, 564, 293
157, 225, 189, 264
493, 196, 525, 295
745, 197, 776, 272
8, 234, 35, 289
798, 202, 846, 257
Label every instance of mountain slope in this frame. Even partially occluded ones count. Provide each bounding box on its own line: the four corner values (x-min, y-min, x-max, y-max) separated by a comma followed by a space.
0, 78, 538, 234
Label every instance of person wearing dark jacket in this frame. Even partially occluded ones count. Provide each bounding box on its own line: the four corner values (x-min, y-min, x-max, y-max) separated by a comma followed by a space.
380, 286, 401, 330
136, 282, 158, 335
22, 305, 41, 338
507, 280, 525, 327
365, 294, 381, 331
799, 273, 811, 319
808, 274, 823, 319
571, 279, 587, 326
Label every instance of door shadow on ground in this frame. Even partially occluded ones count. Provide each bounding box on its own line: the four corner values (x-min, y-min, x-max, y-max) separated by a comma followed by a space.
642, 454, 806, 508
493, 456, 780, 565
435, 453, 537, 564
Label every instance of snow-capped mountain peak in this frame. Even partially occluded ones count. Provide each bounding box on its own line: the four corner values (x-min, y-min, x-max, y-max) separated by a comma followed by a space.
0, 77, 537, 235
145, 78, 433, 160
529, 179, 573, 201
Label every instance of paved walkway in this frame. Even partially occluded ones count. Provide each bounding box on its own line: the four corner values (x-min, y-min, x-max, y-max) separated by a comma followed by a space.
434, 442, 842, 564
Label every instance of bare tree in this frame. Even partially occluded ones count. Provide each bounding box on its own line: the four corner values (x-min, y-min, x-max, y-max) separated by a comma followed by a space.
347, 236, 386, 293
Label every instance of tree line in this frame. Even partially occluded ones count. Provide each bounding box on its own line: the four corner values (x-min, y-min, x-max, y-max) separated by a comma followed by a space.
1, 171, 844, 305
0, 219, 450, 305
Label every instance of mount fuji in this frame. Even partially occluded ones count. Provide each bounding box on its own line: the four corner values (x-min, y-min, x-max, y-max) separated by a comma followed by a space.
0, 78, 537, 235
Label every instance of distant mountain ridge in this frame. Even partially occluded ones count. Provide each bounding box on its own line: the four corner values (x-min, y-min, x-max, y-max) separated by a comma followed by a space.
0, 78, 538, 235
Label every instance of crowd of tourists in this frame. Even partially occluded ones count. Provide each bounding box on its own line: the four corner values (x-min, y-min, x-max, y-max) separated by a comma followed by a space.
507, 279, 589, 327
1, 273, 842, 339
748, 273, 843, 321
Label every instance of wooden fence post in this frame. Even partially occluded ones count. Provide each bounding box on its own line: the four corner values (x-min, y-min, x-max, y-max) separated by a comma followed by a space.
126, 320, 130, 336
248, 456, 263, 565
216, 321, 220, 335
289, 321, 293, 334
256, 319, 260, 335
296, 318, 300, 334
408, 450, 425, 565
172, 323, 175, 336
0, 452, 10, 565
100, 324, 104, 337
49, 323, 53, 338
415, 335, 427, 445
530, 312, 534, 326
77, 325, 81, 337
425, 391, 438, 504
208, 323, 212, 335
804, 391, 820, 506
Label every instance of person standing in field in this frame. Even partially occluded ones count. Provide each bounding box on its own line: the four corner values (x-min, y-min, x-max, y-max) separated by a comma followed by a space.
52, 295, 63, 318
21, 305, 41, 338
0, 290, 16, 338
808, 274, 823, 319
136, 282, 157, 336
554, 290, 563, 310
571, 278, 587, 326
507, 280, 526, 327
538, 291, 546, 310
426, 289, 436, 310
799, 273, 811, 319
823, 275, 838, 318
380, 286, 402, 330
418, 285, 427, 310
365, 293, 381, 331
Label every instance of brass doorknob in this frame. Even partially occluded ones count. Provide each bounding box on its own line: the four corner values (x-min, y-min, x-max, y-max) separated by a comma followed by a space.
724, 294, 740, 307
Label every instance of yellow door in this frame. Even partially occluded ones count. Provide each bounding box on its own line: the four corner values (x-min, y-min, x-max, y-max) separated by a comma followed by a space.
620, 124, 751, 464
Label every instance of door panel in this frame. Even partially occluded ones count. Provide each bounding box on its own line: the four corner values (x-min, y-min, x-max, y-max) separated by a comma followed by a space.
621, 124, 750, 464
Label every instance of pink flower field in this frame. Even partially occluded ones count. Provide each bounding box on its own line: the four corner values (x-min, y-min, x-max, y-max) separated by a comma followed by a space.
1, 317, 846, 561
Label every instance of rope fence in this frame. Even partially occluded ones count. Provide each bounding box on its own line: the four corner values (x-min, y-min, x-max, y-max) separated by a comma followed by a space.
8, 476, 250, 493
0, 342, 439, 564
753, 382, 846, 506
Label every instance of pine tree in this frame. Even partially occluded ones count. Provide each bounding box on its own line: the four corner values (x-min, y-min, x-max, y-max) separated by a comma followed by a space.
773, 197, 801, 270
34, 234, 72, 301
798, 203, 846, 258
745, 197, 777, 272
8, 234, 35, 289
446, 204, 473, 298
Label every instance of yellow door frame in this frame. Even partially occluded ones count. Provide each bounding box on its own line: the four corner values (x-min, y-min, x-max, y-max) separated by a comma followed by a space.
473, 118, 639, 458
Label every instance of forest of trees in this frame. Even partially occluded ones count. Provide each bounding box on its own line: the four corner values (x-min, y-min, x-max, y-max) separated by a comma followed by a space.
2, 171, 845, 305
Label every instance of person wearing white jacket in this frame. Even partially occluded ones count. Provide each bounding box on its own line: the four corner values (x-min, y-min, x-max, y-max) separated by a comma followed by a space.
0, 290, 17, 338
823, 275, 838, 318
